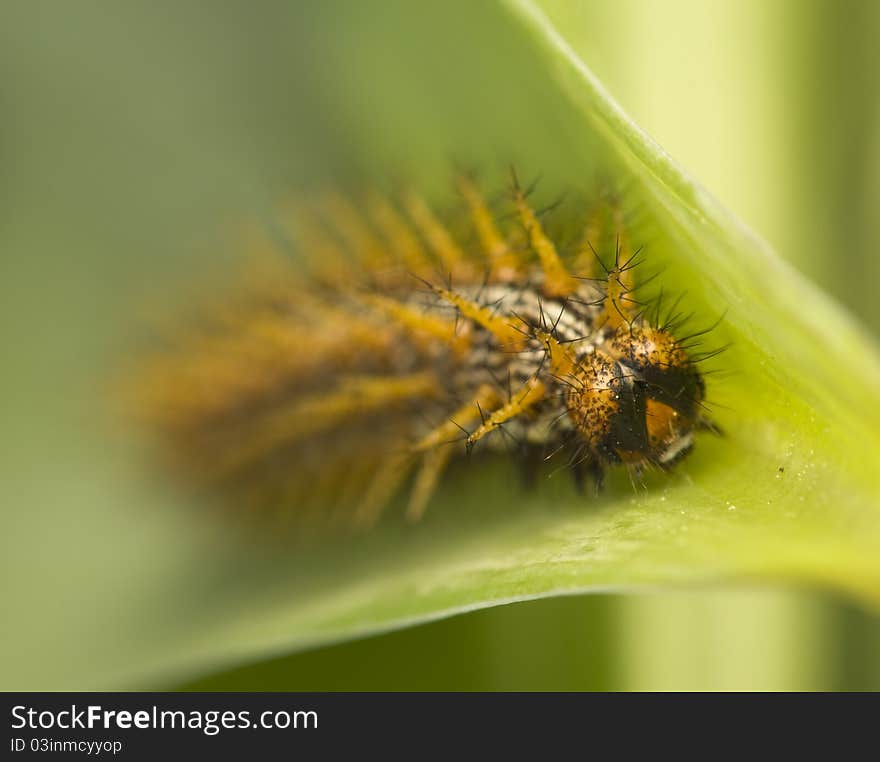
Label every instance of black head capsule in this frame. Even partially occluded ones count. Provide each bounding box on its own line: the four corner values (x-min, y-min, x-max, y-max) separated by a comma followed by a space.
565, 323, 707, 469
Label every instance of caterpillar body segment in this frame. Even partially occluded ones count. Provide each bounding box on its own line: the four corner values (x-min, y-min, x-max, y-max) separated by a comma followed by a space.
128, 174, 715, 533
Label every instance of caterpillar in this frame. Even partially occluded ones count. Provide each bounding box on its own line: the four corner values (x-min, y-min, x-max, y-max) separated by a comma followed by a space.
128, 173, 718, 533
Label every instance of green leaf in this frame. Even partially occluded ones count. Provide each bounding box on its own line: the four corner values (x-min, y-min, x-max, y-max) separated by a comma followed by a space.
2, 0, 879, 690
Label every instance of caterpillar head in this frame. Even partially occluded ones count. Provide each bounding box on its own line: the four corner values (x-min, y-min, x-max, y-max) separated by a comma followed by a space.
565, 324, 707, 468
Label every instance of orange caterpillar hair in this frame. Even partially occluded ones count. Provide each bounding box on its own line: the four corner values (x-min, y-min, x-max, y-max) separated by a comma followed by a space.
128, 173, 716, 533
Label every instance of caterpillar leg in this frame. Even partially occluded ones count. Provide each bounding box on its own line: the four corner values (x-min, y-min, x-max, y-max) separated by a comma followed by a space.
570, 457, 605, 496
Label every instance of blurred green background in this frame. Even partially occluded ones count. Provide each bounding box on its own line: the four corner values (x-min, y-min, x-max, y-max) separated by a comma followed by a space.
2, 0, 878, 691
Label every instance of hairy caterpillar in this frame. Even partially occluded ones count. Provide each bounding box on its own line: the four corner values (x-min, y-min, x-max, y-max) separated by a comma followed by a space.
129, 173, 718, 532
